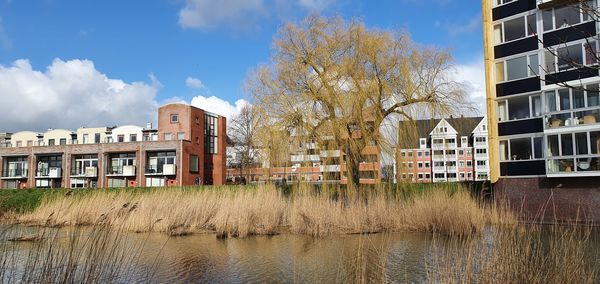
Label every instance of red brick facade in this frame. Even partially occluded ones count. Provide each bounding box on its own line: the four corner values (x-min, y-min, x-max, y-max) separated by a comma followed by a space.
0, 103, 227, 188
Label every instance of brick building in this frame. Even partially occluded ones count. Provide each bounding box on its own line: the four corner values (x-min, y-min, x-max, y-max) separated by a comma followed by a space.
396, 116, 490, 183
0, 103, 226, 189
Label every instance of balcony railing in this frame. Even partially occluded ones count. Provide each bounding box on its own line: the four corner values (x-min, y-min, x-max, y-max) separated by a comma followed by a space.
544, 107, 600, 130
145, 164, 176, 175
71, 166, 98, 177
2, 169, 28, 178
475, 153, 488, 159
36, 167, 62, 178
107, 165, 136, 176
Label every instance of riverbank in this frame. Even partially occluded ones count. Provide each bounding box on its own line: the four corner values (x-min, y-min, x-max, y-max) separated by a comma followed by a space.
7, 184, 513, 237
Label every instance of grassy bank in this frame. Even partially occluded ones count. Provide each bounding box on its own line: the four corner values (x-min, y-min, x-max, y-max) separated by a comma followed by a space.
13, 184, 513, 238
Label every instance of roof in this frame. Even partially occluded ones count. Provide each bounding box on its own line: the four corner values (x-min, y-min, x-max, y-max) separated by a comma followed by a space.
397, 116, 483, 149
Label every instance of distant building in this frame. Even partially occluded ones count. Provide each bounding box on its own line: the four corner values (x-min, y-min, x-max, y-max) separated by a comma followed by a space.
396, 116, 490, 183
0, 103, 226, 189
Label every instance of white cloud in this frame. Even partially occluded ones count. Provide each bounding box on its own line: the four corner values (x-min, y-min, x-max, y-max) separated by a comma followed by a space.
0, 17, 13, 49
186, 76, 205, 89
0, 58, 159, 132
178, 0, 336, 30
190, 95, 249, 118
452, 55, 486, 114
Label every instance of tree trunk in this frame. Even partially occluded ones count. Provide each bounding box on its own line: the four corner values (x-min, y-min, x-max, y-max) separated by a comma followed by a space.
345, 145, 361, 189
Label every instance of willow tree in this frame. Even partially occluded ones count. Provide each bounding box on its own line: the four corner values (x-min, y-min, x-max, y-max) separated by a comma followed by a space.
247, 15, 467, 187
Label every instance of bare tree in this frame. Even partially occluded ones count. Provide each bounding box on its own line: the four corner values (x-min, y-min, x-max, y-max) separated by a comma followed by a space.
247, 15, 468, 188
228, 104, 261, 183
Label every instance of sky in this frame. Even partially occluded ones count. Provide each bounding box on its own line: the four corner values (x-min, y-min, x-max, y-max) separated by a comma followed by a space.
0, 0, 485, 132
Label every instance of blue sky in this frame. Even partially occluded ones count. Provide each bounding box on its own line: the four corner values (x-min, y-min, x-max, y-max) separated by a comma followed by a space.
0, 0, 485, 131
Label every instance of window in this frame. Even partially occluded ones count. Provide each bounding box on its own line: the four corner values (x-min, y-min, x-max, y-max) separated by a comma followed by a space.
499, 94, 544, 121
418, 162, 423, 169
476, 137, 487, 143
83, 134, 89, 144
417, 151, 423, 157
425, 162, 430, 168
418, 173, 423, 180
419, 138, 427, 148
496, 54, 538, 82
205, 114, 218, 154
545, 41, 597, 74
459, 150, 464, 155
425, 173, 431, 179
190, 154, 199, 173
510, 138, 532, 160
408, 151, 413, 157
494, 14, 536, 45
195, 116, 200, 124
164, 133, 172, 141
477, 160, 487, 166
171, 114, 179, 123
48, 139, 55, 146
130, 134, 137, 142
476, 148, 487, 155
493, 0, 515, 7
425, 151, 430, 157
561, 134, 573, 155
543, 2, 591, 32
459, 161, 465, 167
59, 138, 66, 145
178, 132, 185, 140
461, 137, 468, 146
548, 135, 560, 156
16, 141, 22, 147
534, 137, 544, 158
575, 132, 588, 155
118, 135, 125, 143
95, 133, 101, 143
467, 161, 472, 167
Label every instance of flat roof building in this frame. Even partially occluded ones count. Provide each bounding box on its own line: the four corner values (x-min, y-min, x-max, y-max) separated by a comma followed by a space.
483, 0, 600, 221
0, 103, 226, 189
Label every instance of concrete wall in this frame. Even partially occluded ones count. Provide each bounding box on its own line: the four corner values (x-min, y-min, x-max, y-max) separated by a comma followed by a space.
43, 129, 72, 145
111, 125, 143, 142
10, 131, 39, 147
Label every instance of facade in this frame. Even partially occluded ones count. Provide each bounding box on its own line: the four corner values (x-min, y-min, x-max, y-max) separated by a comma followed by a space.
0, 103, 226, 189
396, 117, 490, 183
226, 138, 381, 184
483, 0, 600, 221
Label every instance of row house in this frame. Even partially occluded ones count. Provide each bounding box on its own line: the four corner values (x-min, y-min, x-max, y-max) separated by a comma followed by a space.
0, 103, 226, 189
396, 116, 490, 183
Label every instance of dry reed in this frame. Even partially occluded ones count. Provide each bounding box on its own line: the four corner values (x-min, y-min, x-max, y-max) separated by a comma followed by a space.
18, 185, 513, 238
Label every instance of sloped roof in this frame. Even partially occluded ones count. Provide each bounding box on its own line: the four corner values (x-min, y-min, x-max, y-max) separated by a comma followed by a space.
397, 116, 483, 149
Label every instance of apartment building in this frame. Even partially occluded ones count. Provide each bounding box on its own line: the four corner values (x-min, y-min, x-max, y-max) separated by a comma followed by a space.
484, 0, 600, 178
226, 138, 381, 184
483, 0, 600, 220
396, 116, 490, 183
0, 103, 226, 189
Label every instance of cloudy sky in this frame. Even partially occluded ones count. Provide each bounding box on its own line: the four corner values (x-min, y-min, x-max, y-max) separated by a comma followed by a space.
0, 0, 485, 132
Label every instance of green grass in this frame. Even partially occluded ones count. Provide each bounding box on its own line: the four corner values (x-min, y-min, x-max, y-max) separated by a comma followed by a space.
0, 189, 66, 214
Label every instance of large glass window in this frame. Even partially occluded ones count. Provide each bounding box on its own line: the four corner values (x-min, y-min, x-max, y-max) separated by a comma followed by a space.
557, 44, 583, 71
507, 95, 530, 120
510, 138, 532, 160
548, 135, 560, 156
562, 134, 574, 155
205, 114, 219, 154
534, 137, 543, 158
576, 132, 589, 154
587, 84, 600, 106
504, 17, 526, 42
506, 56, 528, 81
559, 89, 571, 110
554, 5, 581, 29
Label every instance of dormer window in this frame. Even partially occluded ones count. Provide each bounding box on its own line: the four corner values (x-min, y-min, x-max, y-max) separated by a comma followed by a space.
419, 138, 427, 149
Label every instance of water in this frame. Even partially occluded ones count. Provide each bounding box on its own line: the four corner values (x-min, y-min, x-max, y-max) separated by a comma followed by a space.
1, 226, 599, 283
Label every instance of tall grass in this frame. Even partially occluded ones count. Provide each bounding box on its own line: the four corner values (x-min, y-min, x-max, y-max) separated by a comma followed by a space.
427, 224, 599, 283
0, 205, 156, 283
17, 184, 513, 238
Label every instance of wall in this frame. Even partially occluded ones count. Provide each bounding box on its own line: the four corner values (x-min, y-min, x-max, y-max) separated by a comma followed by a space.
10, 131, 39, 147
495, 177, 600, 223
111, 125, 143, 142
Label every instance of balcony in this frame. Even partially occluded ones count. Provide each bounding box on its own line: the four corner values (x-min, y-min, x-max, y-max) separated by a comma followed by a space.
36, 167, 62, 178
2, 169, 28, 178
547, 156, 600, 177
145, 164, 176, 176
544, 107, 600, 131
447, 166, 457, 172
320, 165, 341, 172
474, 141, 487, 148
319, 150, 341, 158
71, 167, 98, 178
475, 153, 488, 159
291, 154, 320, 162
433, 166, 445, 172
107, 165, 136, 176
476, 165, 489, 171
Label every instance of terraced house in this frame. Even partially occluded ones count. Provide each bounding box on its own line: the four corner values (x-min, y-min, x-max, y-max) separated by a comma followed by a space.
0, 103, 226, 189
483, 0, 600, 220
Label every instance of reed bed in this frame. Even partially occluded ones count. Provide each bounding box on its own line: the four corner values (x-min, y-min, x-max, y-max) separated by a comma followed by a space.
17, 184, 513, 238
427, 223, 599, 283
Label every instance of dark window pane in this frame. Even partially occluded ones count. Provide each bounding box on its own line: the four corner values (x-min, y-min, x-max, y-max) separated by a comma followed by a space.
575, 132, 588, 154
561, 134, 573, 155
510, 138, 532, 160
504, 17, 526, 42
